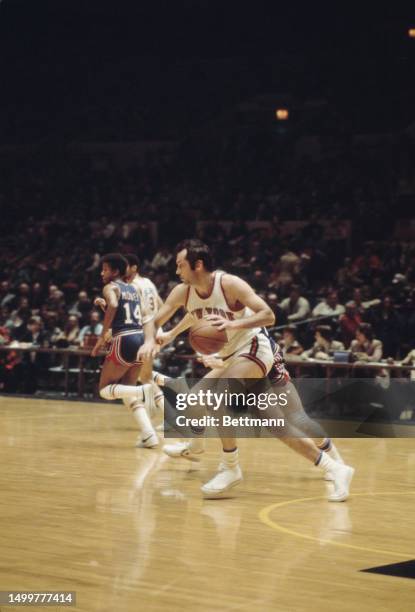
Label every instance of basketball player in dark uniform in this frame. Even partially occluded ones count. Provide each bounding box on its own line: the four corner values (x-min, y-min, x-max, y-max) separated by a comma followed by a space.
91, 253, 159, 448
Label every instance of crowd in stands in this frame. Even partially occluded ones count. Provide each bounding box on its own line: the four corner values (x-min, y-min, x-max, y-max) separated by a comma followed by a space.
1, 122, 415, 392
1, 216, 415, 393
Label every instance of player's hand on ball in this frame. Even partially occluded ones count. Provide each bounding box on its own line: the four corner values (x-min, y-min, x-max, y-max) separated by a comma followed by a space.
197, 354, 224, 369
138, 340, 159, 361
205, 314, 234, 331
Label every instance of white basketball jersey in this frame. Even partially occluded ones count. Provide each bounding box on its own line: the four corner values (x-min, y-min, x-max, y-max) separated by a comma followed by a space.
185, 271, 259, 357
131, 276, 159, 322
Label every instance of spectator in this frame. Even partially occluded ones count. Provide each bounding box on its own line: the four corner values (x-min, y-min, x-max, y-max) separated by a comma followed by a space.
279, 285, 311, 322
0, 281, 16, 309
43, 312, 63, 347
31, 282, 45, 310
312, 291, 345, 319
279, 245, 301, 279
151, 248, 172, 271
303, 325, 345, 360
69, 290, 93, 326
368, 296, 403, 359
0, 306, 14, 331
336, 257, 360, 288
0, 324, 11, 346
338, 301, 362, 348
399, 349, 415, 380
266, 292, 287, 328
58, 315, 81, 347
18, 316, 48, 347
78, 311, 103, 348
350, 323, 383, 362
280, 326, 304, 359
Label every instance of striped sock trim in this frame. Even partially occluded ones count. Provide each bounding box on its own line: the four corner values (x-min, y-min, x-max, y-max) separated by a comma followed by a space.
315, 451, 323, 466
318, 438, 332, 452
110, 384, 118, 399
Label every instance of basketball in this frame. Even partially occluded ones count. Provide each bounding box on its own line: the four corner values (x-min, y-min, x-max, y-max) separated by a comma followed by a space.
189, 319, 228, 355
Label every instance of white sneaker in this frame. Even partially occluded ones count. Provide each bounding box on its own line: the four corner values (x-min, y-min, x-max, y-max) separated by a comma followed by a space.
136, 431, 159, 449
163, 441, 205, 462
328, 464, 355, 502
324, 469, 335, 482
201, 465, 243, 499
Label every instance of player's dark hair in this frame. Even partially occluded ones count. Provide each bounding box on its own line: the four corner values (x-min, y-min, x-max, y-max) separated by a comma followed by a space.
175, 239, 213, 271
100, 253, 128, 276
316, 325, 333, 342
358, 323, 373, 341
124, 253, 140, 268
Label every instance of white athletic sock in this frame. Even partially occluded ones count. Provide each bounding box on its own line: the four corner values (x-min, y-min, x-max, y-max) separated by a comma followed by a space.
315, 451, 337, 473
327, 442, 344, 464
152, 372, 170, 387
131, 401, 155, 437
100, 383, 150, 401
222, 448, 239, 469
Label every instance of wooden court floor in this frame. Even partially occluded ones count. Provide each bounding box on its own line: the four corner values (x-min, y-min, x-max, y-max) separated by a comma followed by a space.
1, 396, 415, 612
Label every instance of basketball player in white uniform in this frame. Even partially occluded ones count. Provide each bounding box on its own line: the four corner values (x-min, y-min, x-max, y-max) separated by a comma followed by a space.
140, 239, 354, 500
157, 317, 354, 501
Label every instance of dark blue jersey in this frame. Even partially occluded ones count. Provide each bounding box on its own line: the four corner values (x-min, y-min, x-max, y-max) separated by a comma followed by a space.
111, 280, 143, 335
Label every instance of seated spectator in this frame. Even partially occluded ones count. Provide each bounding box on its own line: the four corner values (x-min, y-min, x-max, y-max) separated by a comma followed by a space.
339, 301, 362, 348
279, 285, 311, 322
398, 349, 415, 380
0, 325, 11, 346
336, 257, 361, 288
9, 298, 32, 341
0, 306, 13, 331
69, 290, 93, 326
280, 326, 304, 359
312, 290, 345, 319
303, 325, 345, 360
78, 311, 103, 348
43, 312, 63, 347
279, 245, 301, 278
266, 292, 287, 328
58, 314, 81, 347
368, 296, 403, 359
350, 323, 383, 362
18, 316, 48, 347
0, 280, 16, 309
46, 287, 66, 313
31, 282, 45, 310
151, 248, 172, 271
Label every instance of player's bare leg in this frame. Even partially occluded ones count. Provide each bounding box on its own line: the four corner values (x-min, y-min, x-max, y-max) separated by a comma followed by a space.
138, 359, 164, 425
279, 380, 346, 480
260, 393, 354, 502
199, 358, 265, 499
164, 357, 264, 497
123, 366, 158, 448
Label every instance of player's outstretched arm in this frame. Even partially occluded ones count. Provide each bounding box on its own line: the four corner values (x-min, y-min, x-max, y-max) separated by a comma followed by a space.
138, 301, 158, 361
157, 312, 196, 347
206, 274, 275, 331
153, 284, 188, 330
91, 284, 118, 356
